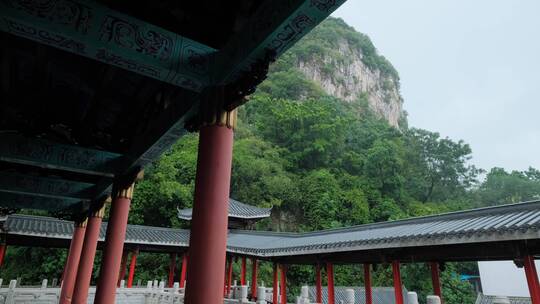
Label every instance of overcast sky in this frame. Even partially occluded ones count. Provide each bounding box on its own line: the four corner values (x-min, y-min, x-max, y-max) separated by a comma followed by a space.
332, 0, 540, 174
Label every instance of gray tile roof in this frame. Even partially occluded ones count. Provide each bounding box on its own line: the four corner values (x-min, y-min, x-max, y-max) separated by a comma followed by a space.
225, 200, 540, 257
2, 214, 191, 247
177, 198, 271, 220
475, 294, 531, 304
307, 286, 410, 304
3, 200, 540, 259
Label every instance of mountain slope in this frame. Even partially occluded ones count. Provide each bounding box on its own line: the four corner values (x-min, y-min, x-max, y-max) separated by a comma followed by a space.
257, 17, 405, 128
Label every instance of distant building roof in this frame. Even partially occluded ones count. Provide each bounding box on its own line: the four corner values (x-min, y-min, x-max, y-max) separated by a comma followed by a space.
307, 286, 409, 304
2, 200, 540, 262
177, 198, 271, 220
475, 294, 531, 304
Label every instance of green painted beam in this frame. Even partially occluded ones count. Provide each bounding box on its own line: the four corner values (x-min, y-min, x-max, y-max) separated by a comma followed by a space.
92, 98, 199, 201
0, 172, 96, 200
0, 133, 122, 177
0, 191, 82, 211
215, 0, 346, 84
0, 0, 216, 92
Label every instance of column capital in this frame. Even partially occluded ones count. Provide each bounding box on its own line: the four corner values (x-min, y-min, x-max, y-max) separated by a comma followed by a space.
75, 218, 88, 228
90, 204, 107, 218
112, 169, 143, 200
187, 86, 238, 131
113, 183, 135, 200
201, 109, 237, 130
88, 196, 110, 218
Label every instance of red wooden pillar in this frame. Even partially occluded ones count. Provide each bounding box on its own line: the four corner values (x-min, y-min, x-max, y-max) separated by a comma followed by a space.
226, 256, 233, 296
273, 263, 279, 304
364, 263, 373, 304
183, 110, 235, 304
524, 255, 540, 304
241, 256, 247, 285
280, 265, 287, 304
251, 258, 258, 300
180, 253, 188, 288
315, 264, 322, 304
94, 182, 135, 304
127, 249, 138, 288
224, 257, 230, 296
117, 251, 128, 287
168, 253, 177, 288
392, 260, 404, 304
72, 205, 106, 304
0, 244, 7, 267
59, 219, 87, 304
327, 263, 335, 304
430, 262, 443, 301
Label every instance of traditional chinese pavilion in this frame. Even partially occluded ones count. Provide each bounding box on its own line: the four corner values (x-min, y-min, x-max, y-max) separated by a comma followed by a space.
1, 201, 540, 303
0, 1, 539, 304
178, 198, 272, 229
0, 0, 351, 303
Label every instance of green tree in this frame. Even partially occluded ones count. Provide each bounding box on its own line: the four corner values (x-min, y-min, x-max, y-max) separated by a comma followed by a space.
130, 134, 199, 227
475, 167, 540, 206
405, 128, 481, 203
364, 139, 404, 201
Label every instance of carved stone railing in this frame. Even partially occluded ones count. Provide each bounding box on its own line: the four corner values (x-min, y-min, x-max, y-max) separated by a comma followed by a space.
0, 279, 185, 304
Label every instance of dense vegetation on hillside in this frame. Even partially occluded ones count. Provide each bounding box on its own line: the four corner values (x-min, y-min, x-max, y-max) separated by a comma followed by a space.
2, 17, 540, 304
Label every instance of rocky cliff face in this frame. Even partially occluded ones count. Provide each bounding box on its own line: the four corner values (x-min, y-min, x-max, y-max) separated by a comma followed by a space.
278, 17, 405, 128
295, 39, 403, 128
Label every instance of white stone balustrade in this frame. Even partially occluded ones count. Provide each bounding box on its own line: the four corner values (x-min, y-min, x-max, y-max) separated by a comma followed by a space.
295, 285, 311, 304
492, 296, 511, 304
257, 286, 266, 304
344, 288, 354, 304
407, 291, 418, 304
0, 278, 428, 304
0, 278, 185, 304
240, 285, 248, 302
426, 295, 441, 304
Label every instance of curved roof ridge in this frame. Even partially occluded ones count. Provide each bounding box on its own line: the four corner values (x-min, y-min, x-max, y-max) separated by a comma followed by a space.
296, 199, 540, 236
228, 200, 540, 237
178, 198, 272, 220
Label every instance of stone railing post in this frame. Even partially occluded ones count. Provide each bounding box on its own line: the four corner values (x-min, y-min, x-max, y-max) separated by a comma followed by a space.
407, 292, 418, 304
239, 285, 248, 302
344, 288, 354, 304
492, 296, 511, 304
41, 279, 48, 289
426, 295, 441, 304
231, 281, 237, 299
7, 280, 17, 304
257, 287, 266, 304
144, 281, 153, 304
120, 279, 125, 288
301, 285, 310, 303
